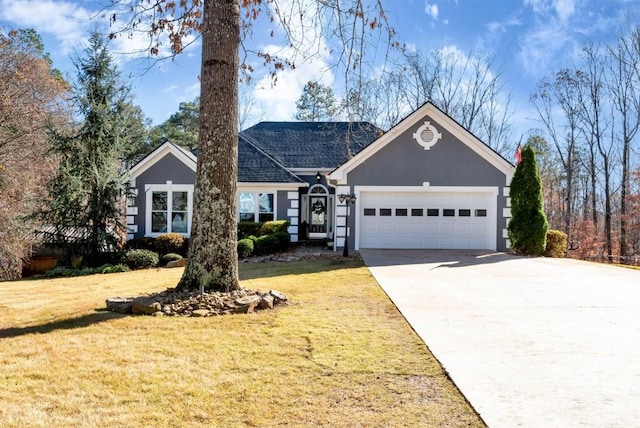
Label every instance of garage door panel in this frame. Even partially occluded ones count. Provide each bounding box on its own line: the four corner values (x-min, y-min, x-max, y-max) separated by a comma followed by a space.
359, 191, 494, 250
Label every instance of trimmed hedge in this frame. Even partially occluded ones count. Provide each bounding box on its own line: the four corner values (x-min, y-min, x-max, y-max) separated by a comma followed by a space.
259, 220, 290, 236
155, 233, 185, 255
43, 264, 130, 278
238, 222, 262, 239
126, 237, 156, 252
123, 249, 160, 269
273, 231, 291, 249
253, 234, 280, 256
237, 238, 254, 258
238, 220, 290, 239
237, 221, 290, 257
545, 229, 567, 258
160, 253, 183, 266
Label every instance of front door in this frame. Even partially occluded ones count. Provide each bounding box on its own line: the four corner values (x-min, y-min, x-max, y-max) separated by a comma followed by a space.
306, 184, 332, 239
309, 196, 327, 235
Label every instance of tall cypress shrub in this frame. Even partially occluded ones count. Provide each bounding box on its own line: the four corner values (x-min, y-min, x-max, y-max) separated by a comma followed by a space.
507, 144, 548, 255
43, 33, 141, 266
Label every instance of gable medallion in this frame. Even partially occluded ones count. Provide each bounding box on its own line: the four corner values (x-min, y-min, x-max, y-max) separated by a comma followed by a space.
413, 121, 442, 150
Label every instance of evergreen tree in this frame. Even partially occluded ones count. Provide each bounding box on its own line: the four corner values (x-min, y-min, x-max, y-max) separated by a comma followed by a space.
294, 81, 338, 121
507, 143, 549, 255
121, 104, 153, 165
148, 97, 200, 149
44, 32, 139, 265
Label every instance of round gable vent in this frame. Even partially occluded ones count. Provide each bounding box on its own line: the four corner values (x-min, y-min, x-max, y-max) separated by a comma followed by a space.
412, 121, 442, 150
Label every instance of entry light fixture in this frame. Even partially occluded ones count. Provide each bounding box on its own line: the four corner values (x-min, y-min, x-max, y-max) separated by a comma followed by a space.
315, 171, 322, 183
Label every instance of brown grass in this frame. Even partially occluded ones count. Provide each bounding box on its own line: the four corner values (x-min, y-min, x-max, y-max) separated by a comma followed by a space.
0, 259, 484, 427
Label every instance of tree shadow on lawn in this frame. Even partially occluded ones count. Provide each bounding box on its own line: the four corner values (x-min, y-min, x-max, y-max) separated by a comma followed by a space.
239, 257, 364, 280
0, 310, 126, 339
360, 249, 523, 269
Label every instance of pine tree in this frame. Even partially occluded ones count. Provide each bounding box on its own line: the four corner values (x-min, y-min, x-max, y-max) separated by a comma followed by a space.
294, 81, 338, 121
44, 32, 141, 265
507, 143, 549, 255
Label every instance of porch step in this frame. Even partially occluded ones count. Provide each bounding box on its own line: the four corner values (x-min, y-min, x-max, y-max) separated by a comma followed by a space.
295, 239, 333, 249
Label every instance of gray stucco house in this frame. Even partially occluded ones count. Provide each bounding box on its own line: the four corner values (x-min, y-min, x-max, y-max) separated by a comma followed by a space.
127, 102, 515, 252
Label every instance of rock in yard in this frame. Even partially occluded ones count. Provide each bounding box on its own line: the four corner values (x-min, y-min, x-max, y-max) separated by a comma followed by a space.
259, 294, 274, 310
166, 259, 187, 268
192, 309, 210, 317
106, 297, 133, 314
132, 297, 161, 315
269, 290, 288, 304
234, 295, 262, 314
276, 256, 301, 263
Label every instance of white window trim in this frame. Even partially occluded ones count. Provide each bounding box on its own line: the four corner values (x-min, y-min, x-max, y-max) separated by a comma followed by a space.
237, 188, 279, 222
145, 183, 194, 237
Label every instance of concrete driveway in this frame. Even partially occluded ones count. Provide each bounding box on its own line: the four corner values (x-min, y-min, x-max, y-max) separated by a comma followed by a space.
360, 249, 640, 428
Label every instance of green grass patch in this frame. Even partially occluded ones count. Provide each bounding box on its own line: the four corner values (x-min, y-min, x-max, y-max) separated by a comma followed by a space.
0, 259, 484, 427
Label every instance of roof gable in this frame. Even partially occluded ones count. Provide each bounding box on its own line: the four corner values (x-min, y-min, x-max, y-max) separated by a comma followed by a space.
240, 121, 381, 169
129, 141, 197, 180
329, 102, 514, 184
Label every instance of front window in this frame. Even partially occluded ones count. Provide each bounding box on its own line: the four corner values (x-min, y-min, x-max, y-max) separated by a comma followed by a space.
151, 191, 168, 233
239, 192, 275, 222
171, 191, 189, 232
239, 193, 256, 222
258, 193, 274, 222
145, 184, 193, 236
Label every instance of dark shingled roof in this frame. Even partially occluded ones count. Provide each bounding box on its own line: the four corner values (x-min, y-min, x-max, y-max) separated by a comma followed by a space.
240, 122, 381, 169
238, 135, 305, 183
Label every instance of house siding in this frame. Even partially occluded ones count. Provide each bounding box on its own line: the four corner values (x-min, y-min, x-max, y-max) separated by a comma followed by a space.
130, 153, 196, 238
343, 114, 510, 251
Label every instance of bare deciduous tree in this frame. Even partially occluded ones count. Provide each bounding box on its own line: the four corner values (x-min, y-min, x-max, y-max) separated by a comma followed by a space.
531, 69, 585, 244
0, 29, 69, 279
579, 43, 613, 259
608, 24, 640, 261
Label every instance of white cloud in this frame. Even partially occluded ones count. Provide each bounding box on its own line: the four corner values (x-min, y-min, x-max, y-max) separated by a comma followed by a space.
487, 17, 522, 33
524, 0, 550, 15
164, 84, 179, 93
517, 23, 578, 78
247, 0, 336, 121
0, 0, 95, 53
554, 0, 576, 22
253, 56, 334, 121
425, 2, 439, 20
524, 0, 578, 22
0, 0, 200, 63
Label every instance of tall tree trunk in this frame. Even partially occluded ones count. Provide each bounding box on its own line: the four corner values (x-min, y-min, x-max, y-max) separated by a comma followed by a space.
179, 0, 240, 292
564, 139, 574, 242
589, 145, 597, 228
602, 155, 612, 261
620, 134, 630, 260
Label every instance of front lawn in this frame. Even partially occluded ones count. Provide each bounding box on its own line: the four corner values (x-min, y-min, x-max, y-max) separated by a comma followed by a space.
0, 259, 483, 427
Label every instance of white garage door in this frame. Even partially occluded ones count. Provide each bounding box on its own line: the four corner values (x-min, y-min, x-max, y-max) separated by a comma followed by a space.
359, 191, 494, 250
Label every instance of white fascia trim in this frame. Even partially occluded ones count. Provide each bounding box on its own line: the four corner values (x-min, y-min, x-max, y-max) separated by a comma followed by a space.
289, 168, 333, 172
238, 182, 304, 190
352, 185, 499, 251
130, 142, 197, 179
353, 185, 499, 195
289, 168, 333, 175
329, 102, 514, 184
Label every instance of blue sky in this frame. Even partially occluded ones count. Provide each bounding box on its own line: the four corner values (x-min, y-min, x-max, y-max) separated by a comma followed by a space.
1, 0, 638, 138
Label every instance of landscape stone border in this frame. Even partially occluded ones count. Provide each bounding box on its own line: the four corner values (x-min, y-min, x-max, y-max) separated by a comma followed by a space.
106, 288, 287, 317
